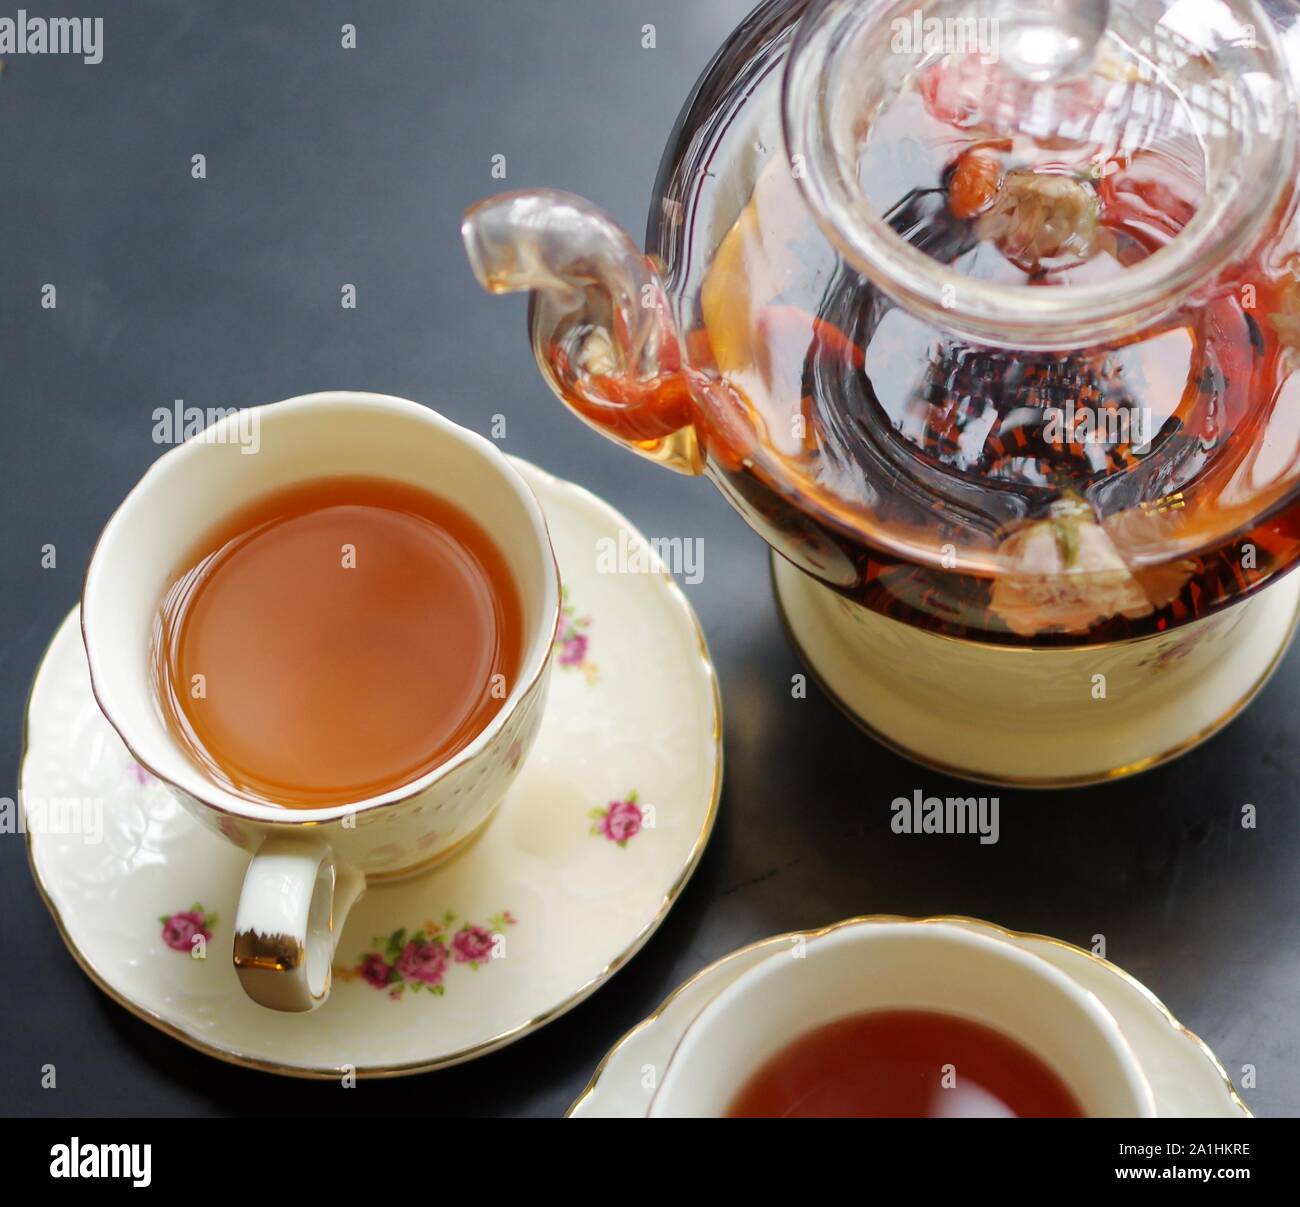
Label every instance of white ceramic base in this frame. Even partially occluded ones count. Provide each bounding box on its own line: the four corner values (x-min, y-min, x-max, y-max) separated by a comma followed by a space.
773, 555, 1300, 787
22, 459, 721, 1077
569, 916, 1249, 1118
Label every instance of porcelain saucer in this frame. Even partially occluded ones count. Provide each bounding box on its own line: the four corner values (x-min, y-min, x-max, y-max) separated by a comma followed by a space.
22, 458, 721, 1077
569, 915, 1249, 1117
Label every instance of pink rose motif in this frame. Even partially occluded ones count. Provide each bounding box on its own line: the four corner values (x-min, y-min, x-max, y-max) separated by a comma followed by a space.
559, 633, 588, 666
396, 940, 448, 986
161, 910, 211, 952
602, 798, 642, 844
452, 925, 495, 965
360, 953, 392, 989
217, 816, 250, 848
506, 738, 524, 772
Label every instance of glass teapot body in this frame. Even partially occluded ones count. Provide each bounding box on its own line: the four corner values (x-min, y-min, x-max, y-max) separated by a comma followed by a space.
464, 0, 1300, 647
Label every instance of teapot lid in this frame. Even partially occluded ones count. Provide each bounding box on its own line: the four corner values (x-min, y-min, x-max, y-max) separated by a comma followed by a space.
784, 0, 1297, 348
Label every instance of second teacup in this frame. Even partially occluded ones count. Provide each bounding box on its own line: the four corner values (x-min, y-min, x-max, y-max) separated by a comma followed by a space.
650, 919, 1156, 1117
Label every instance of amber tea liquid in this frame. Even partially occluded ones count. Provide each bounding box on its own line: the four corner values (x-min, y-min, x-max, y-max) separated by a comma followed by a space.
154, 476, 523, 807
727, 1008, 1085, 1118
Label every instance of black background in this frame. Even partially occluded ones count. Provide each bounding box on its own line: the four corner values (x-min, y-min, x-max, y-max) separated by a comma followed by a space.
0, 1, 1296, 1118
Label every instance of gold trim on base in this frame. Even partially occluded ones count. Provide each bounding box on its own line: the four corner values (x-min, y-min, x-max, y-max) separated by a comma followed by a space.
232, 931, 305, 972
567, 915, 1251, 1117
364, 811, 498, 884
770, 555, 1300, 790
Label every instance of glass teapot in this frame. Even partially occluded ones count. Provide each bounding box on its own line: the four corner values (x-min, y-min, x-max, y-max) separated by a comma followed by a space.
464, 0, 1300, 783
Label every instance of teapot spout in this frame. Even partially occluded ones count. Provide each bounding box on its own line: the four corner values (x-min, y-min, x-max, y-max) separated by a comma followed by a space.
462, 189, 702, 473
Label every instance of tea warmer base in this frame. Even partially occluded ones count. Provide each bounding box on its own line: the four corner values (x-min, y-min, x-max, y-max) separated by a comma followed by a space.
772, 554, 1300, 788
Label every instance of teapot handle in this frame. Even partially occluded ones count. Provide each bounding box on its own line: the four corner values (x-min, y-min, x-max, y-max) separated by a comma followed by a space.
463, 189, 702, 473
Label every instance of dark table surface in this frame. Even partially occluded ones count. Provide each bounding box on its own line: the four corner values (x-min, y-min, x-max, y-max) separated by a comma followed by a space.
1, 0, 1297, 1119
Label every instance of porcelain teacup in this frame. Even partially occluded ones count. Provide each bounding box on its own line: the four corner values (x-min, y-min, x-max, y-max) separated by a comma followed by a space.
650, 919, 1157, 1117
81, 391, 559, 1012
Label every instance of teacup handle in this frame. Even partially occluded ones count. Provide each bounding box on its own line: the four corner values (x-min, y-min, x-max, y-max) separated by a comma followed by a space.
232, 836, 365, 1012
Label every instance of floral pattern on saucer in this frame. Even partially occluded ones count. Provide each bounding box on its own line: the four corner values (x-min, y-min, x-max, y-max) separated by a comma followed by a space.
589, 791, 644, 846
160, 903, 217, 953
555, 586, 597, 683
338, 910, 517, 1000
